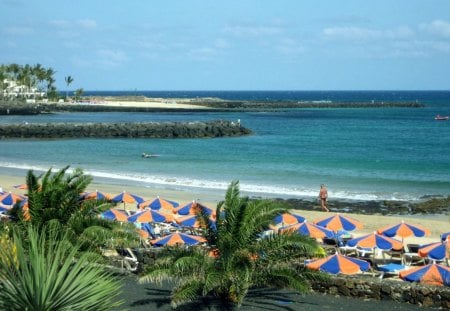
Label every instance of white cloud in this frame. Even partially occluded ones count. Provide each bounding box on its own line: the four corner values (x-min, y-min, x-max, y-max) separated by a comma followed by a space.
49, 19, 70, 28
77, 19, 97, 29
276, 37, 305, 56
96, 49, 128, 67
420, 19, 450, 38
223, 24, 283, 37
322, 25, 414, 41
2, 25, 34, 35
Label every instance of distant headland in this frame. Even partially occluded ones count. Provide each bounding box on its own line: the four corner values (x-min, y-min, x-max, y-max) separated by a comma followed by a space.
0, 96, 425, 115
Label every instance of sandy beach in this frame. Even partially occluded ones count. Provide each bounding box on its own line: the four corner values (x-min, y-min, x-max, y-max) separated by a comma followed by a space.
1, 171, 448, 246
1, 169, 448, 310
75, 96, 210, 109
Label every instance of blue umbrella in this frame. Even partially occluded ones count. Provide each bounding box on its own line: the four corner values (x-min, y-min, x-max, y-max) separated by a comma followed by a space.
176, 201, 214, 216
306, 253, 370, 275
273, 212, 306, 226
138, 196, 179, 211
111, 191, 145, 204
441, 232, 450, 242
151, 232, 206, 247
418, 240, 449, 261
400, 263, 450, 286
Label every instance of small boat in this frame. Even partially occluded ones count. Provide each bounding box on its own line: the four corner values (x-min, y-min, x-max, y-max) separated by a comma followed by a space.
142, 153, 160, 158
435, 115, 449, 121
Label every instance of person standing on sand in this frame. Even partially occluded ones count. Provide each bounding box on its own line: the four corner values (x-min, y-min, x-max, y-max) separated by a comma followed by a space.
318, 184, 329, 212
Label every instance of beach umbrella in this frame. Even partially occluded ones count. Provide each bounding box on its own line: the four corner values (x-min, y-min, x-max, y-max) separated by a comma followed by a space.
377, 220, 431, 240
81, 190, 112, 201
346, 232, 403, 251
273, 212, 306, 226
175, 214, 215, 229
441, 232, 450, 242
0, 192, 25, 207
111, 191, 145, 210
418, 240, 450, 261
279, 221, 334, 239
175, 201, 214, 216
127, 209, 173, 223
306, 253, 371, 275
313, 213, 363, 232
13, 183, 28, 190
151, 232, 206, 247
399, 263, 450, 286
100, 209, 129, 222
138, 196, 179, 211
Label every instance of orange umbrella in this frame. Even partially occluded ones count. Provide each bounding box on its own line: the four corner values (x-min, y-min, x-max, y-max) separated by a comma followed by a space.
279, 221, 334, 239
111, 191, 144, 204
313, 213, 363, 232
346, 232, 403, 251
82, 190, 113, 201
138, 196, 179, 211
399, 263, 450, 286
306, 253, 370, 275
100, 209, 129, 222
127, 209, 173, 223
0, 192, 25, 207
151, 232, 206, 247
175, 214, 215, 229
13, 184, 28, 190
418, 240, 450, 261
377, 220, 431, 240
273, 212, 306, 226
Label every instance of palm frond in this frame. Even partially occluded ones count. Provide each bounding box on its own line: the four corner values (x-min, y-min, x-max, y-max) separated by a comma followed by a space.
171, 280, 204, 309
0, 225, 123, 311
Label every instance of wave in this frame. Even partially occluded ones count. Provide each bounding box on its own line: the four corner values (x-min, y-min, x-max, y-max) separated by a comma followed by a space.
0, 162, 421, 201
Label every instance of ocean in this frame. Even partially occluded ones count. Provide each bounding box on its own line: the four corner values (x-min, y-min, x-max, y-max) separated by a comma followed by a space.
0, 91, 449, 201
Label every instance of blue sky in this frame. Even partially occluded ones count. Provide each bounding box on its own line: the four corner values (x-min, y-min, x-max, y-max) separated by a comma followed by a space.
1, 0, 450, 91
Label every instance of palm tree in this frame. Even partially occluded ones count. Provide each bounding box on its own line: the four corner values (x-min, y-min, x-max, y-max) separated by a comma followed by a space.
0, 224, 124, 310
139, 180, 326, 308
17, 166, 139, 252
65, 75, 74, 100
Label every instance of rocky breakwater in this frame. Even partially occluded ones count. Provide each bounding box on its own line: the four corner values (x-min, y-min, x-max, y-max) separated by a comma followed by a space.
0, 120, 252, 139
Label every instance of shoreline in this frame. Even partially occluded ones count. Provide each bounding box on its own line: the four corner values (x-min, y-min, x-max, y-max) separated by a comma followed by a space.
1, 168, 448, 246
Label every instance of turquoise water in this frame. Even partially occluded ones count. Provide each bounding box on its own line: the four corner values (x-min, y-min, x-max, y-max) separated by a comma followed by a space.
0, 91, 449, 201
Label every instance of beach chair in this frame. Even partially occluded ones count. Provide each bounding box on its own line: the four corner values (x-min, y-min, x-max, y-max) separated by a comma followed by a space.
381, 247, 405, 264
376, 263, 408, 279
401, 243, 425, 266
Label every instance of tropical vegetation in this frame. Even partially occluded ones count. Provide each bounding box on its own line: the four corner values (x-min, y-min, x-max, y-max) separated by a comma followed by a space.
0, 166, 143, 310
0, 225, 123, 311
139, 180, 327, 308
12, 165, 139, 253
0, 63, 59, 100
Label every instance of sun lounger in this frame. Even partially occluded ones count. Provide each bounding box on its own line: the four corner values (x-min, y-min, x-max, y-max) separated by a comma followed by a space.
376, 263, 408, 279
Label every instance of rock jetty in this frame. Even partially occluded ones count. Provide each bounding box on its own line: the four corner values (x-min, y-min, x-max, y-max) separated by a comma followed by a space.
0, 120, 251, 139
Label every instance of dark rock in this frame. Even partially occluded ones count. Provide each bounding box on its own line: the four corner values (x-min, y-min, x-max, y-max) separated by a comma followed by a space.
0, 120, 252, 139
